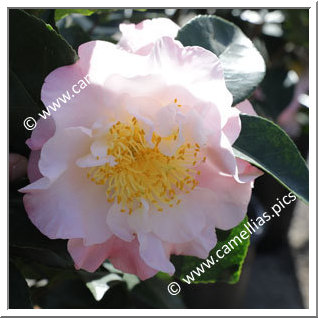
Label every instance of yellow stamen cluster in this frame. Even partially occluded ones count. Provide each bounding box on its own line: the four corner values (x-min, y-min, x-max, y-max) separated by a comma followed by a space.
87, 117, 205, 214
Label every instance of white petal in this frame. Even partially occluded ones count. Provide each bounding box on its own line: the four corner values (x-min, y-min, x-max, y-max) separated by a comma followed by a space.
149, 189, 208, 244
138, 232, 175, 274
106, 204, 135, 242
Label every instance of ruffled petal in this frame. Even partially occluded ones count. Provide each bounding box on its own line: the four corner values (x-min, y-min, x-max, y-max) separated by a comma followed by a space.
222, 107, 241, 145
26, 117, 55, 151
138, 232, 175, 274
196, 164, 254, 230
21, 165, 113, 245
149, 37, 233, 114
38, 126, 92, 181
68, 238, 111, 272
118, 18, 180, 55
169, 225, 217, 259
41, 41, 147, 130
236, 157, 264, 183
206, 130, 238, 176
68, 237, 158, 280
106, 204, 135, 242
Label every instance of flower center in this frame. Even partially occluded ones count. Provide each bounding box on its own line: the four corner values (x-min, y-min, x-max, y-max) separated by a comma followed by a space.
87, 117, 205, 214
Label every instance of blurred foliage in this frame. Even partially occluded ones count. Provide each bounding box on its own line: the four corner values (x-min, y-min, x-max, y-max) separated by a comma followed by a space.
283, 10, 309, 49
55, 9, 97, 21
9, 261, 32, 308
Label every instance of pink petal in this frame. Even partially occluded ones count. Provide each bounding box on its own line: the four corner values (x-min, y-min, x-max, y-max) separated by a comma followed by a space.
22, 165, 113, 244
149, 37, 233, 110
138, 232, 175, 274
38, 126, 91, 181
26, 117, 55, 151
118, 18, 180, 55
148, 190, 208, 244
27, 150, 42, 183
236, 157, 264, 183
196, 164, 254, 230
41, 41, 146, 130
68, 236, 158, 280
106, 203, 135, 242
68, 238, 111, 272
236, 99, 258, 116
206, 130, 238, 176
169, 226, 218, 259
222, 107, 241, 145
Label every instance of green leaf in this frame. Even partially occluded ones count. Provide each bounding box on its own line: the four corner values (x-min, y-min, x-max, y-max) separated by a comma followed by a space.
132, 276, 186, 308
172, 217, 250, 284
233, 115, 309, 203
9, 9, 77, 155
24, 9, 57, 31
55, 9, 97, 21
9, 9, 77, 108
9, 261, 32, 308
9, 69, 40, 156
176, 15, 266, 105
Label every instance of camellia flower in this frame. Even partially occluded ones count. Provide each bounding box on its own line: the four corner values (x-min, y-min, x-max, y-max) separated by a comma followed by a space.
21, 18, 263, 279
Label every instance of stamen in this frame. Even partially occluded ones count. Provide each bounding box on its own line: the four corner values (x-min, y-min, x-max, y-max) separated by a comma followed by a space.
87, 117, 202, 214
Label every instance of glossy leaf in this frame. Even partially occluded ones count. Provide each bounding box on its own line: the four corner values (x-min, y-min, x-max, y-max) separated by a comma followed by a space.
9, 10, 77, 108
172, 217, 250, 284
24, 9, 57, 31
176, 15, 266, 105
9, 9, 77, 155
233, 114, 309, 203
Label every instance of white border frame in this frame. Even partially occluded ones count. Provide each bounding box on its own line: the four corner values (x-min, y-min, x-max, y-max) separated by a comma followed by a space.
3, 0, 316, 316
